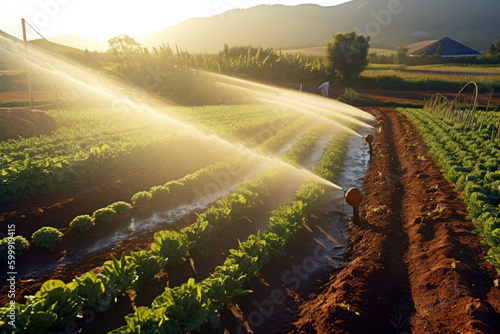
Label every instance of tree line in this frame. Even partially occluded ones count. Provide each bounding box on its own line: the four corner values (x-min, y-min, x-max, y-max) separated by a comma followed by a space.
106, 31, 370, 91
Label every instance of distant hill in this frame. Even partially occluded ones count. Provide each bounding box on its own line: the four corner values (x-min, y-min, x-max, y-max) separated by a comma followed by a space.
43, 35, 109, 53
28, 38, 86, 55
0, 31, 28, 70
0, 31, 87, 71
138, 0, 500, 54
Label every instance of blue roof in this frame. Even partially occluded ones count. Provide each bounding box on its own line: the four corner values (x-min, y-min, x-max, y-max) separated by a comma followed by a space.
407, 37, 482, 57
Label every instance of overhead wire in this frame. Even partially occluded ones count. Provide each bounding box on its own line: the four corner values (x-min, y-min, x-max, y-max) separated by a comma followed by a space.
23, 19, 83, 63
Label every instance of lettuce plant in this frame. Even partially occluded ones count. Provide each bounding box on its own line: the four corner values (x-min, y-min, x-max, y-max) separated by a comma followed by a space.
31, 227, 63, 252
93, 207, 116, 223
108, 201, 132, 215
70, 215, 95, 233
101, 253, 138, 296
0, 235, 29, 262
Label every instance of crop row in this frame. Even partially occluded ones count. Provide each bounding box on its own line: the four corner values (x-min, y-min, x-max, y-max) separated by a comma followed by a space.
0, 155, 256, 259
0, 117, 320, 332
258, 116, 314, 153
107, 129, 352, 333
0, 119, 350, 333
162, 105, 297, 140
0, 165, 288, 333
0, 110, 311, 260
401, 108, 500, 272
282, 123, 329, 164
110, 180, 325, 334
0, 106, 295, 204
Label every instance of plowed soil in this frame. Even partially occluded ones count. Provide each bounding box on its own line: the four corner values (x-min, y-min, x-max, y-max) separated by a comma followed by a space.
2, 106, 500, 333
0, 107, 59, 140
289, 107, 500, 333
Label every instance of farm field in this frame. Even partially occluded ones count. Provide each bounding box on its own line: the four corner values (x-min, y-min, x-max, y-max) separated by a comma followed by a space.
282, 46, 396, 57
1, 18, 500, 334
288, 107, 500, 334
2, 97, 500, 333
0, 91, 376, 333
360, 64, 500, 92
363, 64, 500, 84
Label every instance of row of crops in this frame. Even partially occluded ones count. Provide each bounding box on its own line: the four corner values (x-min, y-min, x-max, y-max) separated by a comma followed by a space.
0, 108, 354, 333
0, 108, 313, 262
401, 107, 500, 272
0, 106, 296, 204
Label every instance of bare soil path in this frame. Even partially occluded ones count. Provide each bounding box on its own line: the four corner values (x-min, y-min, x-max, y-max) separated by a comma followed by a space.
246, 107, 500, 334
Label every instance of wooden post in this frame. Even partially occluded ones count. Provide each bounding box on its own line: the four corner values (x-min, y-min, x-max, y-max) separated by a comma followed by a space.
21, 18, 34, 109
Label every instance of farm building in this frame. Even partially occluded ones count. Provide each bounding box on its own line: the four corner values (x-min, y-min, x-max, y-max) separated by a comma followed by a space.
407, 37, 483, 58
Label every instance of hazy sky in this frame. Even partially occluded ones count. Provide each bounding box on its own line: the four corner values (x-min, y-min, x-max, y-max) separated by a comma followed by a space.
2, 0, 349, 41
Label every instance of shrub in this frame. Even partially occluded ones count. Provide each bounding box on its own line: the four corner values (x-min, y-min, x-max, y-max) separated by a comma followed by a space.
70, 215, 95, 233
0, 236, 30, 262
32, 227, 63, 251
337, 88, 376, 106
131, 191, 152, 205
93, 207, 116, 223
108, 201, 132, 215
150, 185, 170, 202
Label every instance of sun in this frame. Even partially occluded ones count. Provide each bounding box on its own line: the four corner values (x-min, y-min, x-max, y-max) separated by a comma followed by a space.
49, 1, 214, 41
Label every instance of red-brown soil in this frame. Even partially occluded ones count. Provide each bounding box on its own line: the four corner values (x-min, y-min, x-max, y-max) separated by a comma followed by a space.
0, 121, 292, 307
2, 106, 500, 333
289, 107, 500, 333
0, 91, 63, 101
298, 79, 500, 105
0, 107, 59, 140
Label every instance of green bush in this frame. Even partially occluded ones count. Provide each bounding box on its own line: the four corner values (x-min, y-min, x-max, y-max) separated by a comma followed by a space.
0, 236, 30, 262
108, 201, 132, 214
93, 207, 116, 223
70, 215, 95, 233
337, 88, 376, 106
32, 227, 63, 251
150, 185, 170, 202
131, 191, 152, 205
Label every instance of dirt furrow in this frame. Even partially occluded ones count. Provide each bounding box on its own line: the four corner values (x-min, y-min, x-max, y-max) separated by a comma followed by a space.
389, 108, 500, 333
291, 107, 500, 333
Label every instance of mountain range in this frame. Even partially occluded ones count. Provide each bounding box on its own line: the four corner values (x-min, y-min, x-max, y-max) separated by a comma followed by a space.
137, 0, 500, 53
8, 0, 500, 54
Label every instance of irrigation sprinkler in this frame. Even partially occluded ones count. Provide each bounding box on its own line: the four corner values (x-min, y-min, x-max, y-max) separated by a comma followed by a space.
377, 120, 384, 134
344, 187, 363, 225
364, 134, 374, 161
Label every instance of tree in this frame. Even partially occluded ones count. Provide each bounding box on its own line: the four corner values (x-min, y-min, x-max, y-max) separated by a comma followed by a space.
486, 43, 498, 57
395, 45, 409, 64
108, 35, 141, 72
433, 43, 443, 58
324, 31, 370, 83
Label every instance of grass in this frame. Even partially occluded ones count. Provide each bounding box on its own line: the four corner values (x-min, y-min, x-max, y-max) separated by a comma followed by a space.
0, 70, 24, 76
337, 88, 422, 108
363, 66, 500, 82
0, 99, 56, 107
283, 46, 395, 56
361, 64, 500, 91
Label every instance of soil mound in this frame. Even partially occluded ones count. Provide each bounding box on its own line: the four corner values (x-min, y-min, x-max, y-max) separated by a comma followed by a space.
0, 107, 59, 140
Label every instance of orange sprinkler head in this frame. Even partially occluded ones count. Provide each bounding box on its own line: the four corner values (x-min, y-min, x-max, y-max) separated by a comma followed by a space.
365, 134, 374, 144
344, 187, 364, 207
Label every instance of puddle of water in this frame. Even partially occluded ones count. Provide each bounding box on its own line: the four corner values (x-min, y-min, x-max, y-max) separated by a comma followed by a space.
19, 161, 272, 279
17, 127, 372, 280
307, 126, 373, 273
